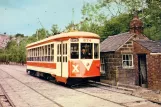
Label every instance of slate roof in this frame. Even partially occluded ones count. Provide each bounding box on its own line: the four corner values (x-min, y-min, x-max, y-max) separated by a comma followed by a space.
136, 40, 161, 53
100, 32, 134, 52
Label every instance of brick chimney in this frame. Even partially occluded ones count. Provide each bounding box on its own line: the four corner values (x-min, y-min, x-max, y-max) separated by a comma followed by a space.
130, 15, 143, 34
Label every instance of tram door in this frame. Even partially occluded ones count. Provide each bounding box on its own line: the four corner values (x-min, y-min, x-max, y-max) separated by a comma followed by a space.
62, 41, 68, 77
57, 41, 68, 77
57, 42, 62, 76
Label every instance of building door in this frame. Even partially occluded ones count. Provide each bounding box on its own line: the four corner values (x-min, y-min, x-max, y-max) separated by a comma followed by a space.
138, 54, 148, 88
100, 57, 107, 79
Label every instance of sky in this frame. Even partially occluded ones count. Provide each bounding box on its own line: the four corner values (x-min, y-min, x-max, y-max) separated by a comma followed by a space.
0, 0, 96, 36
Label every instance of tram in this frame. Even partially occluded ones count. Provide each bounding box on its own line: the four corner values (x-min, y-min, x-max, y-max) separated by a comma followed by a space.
26, 31, 100, 85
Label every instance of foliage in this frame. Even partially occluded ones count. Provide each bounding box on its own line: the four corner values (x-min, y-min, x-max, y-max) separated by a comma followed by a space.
79, 0, 161, 41
51, 24, 60, 35
1, 0, 161, 64
33, 28, 50, 40
15, 33, 24, 38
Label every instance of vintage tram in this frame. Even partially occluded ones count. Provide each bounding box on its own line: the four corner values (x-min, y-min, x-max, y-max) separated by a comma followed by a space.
26, 31, 100, 85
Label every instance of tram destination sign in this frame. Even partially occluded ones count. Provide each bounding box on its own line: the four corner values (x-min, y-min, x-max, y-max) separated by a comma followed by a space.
71, 38, 79, 42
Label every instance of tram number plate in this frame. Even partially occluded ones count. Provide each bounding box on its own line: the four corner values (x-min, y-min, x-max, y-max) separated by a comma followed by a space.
83, 39, 91, 42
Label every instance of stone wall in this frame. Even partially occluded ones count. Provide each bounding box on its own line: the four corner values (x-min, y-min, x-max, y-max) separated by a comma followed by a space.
147, 55, 161, 90
116, 39, 136, 85
101, 39, 136, 85
134, 41, 161, 90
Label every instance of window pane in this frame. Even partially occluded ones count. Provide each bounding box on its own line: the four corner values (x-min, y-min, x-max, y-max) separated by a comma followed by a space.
81, 43, 93, 59
126, 55, 128, 60
48, 45, 50, 56
60, 44, 62, 54
66, 44, 67, 54
122, 54, 133, 68
57, 44, 59, 55
94, 43, 99, 59
71, 43, 79, 59
128, 55, 132, 60
51, 44, 54, 55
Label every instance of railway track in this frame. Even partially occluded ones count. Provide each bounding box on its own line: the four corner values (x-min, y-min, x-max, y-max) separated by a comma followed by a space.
0, 68, 63, 107
70, 82, 134, 107
87, 81, 134, 94
0, 66, 131, 107
0, 84, 15, 107
1, 65, 160, 107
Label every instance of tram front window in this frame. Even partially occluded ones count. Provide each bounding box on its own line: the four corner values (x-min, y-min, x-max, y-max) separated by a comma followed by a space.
71, 43, 79, 59
81, 43, 93, 59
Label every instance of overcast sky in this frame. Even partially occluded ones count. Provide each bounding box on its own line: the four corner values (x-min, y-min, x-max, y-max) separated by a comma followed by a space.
0, 0, 96, 36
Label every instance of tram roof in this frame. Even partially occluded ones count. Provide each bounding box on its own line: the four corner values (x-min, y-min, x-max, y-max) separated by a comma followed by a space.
26, 31, 100, 48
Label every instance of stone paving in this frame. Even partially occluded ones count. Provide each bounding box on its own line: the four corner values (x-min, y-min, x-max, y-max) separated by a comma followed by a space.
0, 65, 160, 107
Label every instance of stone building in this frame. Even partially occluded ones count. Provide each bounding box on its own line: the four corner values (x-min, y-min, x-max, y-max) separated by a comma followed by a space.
100, 16, 161, 90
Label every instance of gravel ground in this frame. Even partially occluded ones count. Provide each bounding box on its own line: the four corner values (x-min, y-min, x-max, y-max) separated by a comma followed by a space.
0, 65, 160, 107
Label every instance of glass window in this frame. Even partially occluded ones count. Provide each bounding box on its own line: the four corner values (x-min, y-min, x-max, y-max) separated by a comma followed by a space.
65, 44, 67, 54
122, 54, 133, 68
71, 43, 79, 59
94, 43, 99, 59
43, 46, 45, 61
101, 57, 106, 74
57, 44, 59, 55
48, 45, 51, 61
45, 45, 47, 56
81, 43, 93, 59
51, 44, 54, 61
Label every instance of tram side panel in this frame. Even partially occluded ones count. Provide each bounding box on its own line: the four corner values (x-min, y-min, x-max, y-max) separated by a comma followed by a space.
68, 60, 100, 79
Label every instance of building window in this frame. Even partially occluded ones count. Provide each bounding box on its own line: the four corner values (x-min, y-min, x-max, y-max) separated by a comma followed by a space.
101, 57, 106, 74
122, 54, 133, 68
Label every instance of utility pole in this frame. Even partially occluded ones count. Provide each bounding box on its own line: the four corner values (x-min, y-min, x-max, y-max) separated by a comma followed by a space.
37, 18, 48, 38
72, 8, 75, 30
36, 30, 39, 40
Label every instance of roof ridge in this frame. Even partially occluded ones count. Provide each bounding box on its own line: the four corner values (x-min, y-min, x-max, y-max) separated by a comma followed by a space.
108, 32, 131, 37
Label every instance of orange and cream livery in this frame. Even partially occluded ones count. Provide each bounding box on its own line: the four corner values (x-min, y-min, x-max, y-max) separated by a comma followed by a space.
26, 31, 100, 85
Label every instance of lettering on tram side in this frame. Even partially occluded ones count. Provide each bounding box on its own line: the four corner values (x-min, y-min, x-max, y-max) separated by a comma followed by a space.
83, 39, 91, 42
72, 64, 79, 73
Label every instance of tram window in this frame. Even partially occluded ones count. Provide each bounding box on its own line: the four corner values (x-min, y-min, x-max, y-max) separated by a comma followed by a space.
71, 43, 79, 59
81, 43, 93, 59
39, 47, 41, 61
63, 44, 65, 55
51, 44, 54, 61
65, 56, 67, 62
48, 45, 50, 56
57, 56, 60, 62
42, 46, 45, 61
45, 45, 47, 56
94, 43, 99, 59
59, 44, 62, 55
37, 48, 39, 61
48, 45, 50, 61
66, 44, 67, 54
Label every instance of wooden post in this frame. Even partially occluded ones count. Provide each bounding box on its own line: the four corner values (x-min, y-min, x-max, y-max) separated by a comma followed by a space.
116, 66, 119, 86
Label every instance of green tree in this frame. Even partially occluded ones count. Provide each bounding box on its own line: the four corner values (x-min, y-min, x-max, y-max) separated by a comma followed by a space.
34, 28, 49, 40
51, 24, 60, 35
15, 33, 24, 38
80, 0, 161, 40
